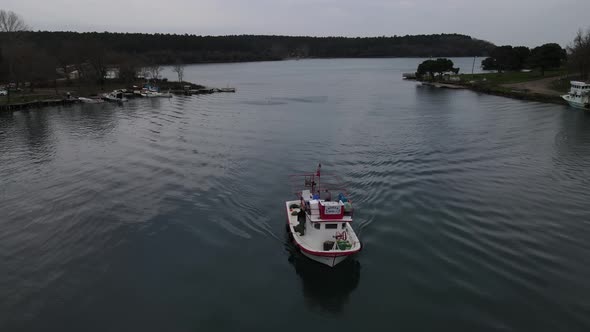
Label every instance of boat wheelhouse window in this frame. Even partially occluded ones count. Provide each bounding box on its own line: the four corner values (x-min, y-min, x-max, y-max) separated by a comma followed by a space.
325, 223, 338, 229
314, 223, 320, 230
342, 223, 346, 229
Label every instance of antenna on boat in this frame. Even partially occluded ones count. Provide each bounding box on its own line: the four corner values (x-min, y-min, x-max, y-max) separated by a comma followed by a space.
316, 163, 321, 195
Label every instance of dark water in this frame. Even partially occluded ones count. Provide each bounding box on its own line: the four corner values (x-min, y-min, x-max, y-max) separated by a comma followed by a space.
2, 58, 590, 331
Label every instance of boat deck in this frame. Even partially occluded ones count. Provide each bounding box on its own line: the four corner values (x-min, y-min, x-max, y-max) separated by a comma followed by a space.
286, 200, 361, 254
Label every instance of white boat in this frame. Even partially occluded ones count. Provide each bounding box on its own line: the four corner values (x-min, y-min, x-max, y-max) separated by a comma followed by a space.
562, 81, 590, 110
103, 91, 128, 102
78, 97, 104, 104
215, 87, 236, 93
286, 165, 362, 267
140, 90, 172, 98
137, 83, 172, 98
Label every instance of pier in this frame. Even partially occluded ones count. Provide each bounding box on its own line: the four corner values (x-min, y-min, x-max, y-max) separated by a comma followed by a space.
0, 99, 80, 112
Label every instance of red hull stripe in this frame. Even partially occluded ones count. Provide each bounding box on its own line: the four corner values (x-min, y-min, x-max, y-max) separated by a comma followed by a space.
298, 244, 361, 257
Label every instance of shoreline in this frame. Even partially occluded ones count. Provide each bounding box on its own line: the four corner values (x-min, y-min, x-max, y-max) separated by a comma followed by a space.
411, 73, 570, 106
2, 67, 575, 112
0, 80, 233, 112
466, 83, 566, 105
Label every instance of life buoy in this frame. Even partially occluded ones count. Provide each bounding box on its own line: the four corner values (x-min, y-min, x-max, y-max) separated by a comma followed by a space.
335, 231, 347, 241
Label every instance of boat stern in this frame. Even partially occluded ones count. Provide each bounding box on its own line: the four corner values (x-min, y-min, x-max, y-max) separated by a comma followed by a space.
300, 252, 350, 267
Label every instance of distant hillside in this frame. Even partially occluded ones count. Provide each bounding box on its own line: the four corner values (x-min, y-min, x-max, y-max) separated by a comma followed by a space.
1, 32, 495, 64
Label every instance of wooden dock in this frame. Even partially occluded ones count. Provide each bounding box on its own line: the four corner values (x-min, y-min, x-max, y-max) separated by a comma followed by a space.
169, 87, 236, 95
1, 85, 236, 112
0, 99, 80, 112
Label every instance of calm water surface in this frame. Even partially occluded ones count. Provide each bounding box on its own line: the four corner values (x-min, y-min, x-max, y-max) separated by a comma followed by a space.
1, 58, 590, 331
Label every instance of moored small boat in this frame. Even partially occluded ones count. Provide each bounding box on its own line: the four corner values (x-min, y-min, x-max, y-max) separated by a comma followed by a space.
140, 90, 172, 98
562, 81, 590, 110
102, 90, 128, 102
286, 164, 361, 267
138, 84, 172, 98
215, 87, 236, 93
78, 97, 105, 104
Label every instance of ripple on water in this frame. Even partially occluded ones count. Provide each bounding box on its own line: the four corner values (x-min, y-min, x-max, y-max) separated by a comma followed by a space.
2, 60, 590, 331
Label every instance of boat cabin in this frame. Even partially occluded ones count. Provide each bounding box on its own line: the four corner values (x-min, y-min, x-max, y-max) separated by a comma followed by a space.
289, 170, 355, 232
298, 186, 354, 226
569, 81, 590, 95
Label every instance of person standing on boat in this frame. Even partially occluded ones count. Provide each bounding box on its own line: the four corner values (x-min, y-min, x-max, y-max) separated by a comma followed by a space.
319, 189, 331, 201
295, 201, 306, 235
298, 198, 306, 222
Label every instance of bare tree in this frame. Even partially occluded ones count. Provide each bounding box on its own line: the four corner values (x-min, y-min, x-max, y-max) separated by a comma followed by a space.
148, 64, 162, 80
80, 41, 109, 86
0, 10, 29, 102
0, 10, 29, 32
568, 28, 590, 79
29, 50, 57, 92
53, 41, 76, 85
112, 52, 141, 83
3, 43, 31, 89
138, 66, 150, 79
172, 61, 185, 83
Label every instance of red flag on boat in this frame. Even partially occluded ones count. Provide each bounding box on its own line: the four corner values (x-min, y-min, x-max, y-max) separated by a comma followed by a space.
316, 163, 321, 177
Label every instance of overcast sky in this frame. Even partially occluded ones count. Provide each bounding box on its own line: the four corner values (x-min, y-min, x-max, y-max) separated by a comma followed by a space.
3, 0, 589, 47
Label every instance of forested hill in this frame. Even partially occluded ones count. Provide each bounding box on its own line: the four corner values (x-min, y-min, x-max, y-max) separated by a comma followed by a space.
2, 32, 495, 64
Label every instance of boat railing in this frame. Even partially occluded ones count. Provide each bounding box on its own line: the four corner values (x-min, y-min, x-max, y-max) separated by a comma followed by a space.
289, 172, 352, 197
289, 172, 354, 217
328, 229, 359, 251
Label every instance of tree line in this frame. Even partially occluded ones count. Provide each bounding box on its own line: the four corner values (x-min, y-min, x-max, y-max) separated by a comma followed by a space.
1, 31, 495, 64
415, 28, 590, 80
481, 43, 566, 75
416, 58, 458, 79
0, 10, 496, 89
480, 29, 590, 79
569, 29, 590, 80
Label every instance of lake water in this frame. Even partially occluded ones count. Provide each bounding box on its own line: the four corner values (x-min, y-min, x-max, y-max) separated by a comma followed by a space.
1, 58, 590, 331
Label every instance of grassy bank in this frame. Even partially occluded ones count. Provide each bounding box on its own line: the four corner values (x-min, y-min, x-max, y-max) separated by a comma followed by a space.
548, 77, 574, 94
419, 69, 571, 105
459, 69, 566, 85
0, 94, 61, 104
465, 84, 565, 104
1, 82, 131, 106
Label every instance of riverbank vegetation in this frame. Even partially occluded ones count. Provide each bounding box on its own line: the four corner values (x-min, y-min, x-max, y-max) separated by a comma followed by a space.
478, 28, 590, 80
480, 44, 565, 76
1, 31, 494, 66
413, 28, 590, 105
416, 58, 458, 79
568, 29, 590, 80
0, 9, 495, 108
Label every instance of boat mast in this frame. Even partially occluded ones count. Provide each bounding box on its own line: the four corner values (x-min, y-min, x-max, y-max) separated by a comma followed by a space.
316, 163, 321, 196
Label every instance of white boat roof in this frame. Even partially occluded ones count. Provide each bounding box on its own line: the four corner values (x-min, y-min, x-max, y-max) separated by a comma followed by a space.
300, 190, 353, 222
